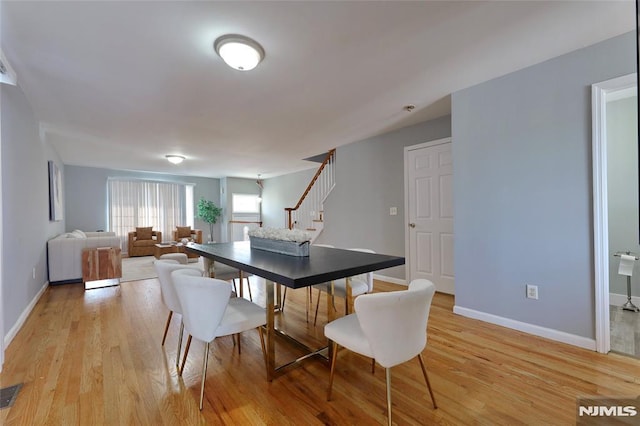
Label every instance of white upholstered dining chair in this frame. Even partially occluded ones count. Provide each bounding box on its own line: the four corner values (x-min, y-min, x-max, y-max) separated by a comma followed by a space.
279, 243, 335, 321
324, 279, 438, 426
313, 248, 375, 325
171, 269, 267, 410
153, 259, 205, 370
210, 261, 254, 301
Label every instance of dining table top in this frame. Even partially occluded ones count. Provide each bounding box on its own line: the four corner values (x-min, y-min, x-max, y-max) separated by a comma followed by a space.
186, 241, 405, 289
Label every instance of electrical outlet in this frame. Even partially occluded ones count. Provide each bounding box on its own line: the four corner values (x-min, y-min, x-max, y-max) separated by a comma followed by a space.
390, 207, 397, 216
526, 284, 538, 300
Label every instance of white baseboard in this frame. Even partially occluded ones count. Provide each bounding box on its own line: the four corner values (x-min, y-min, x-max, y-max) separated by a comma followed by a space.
373, 274, 407, 286
453, 305, 596, 351
4, 281, 49, 349
609, 292, 640, 308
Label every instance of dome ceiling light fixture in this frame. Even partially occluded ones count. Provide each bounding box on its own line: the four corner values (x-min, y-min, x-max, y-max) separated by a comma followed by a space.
214, 34, 265, 71
166, 154, 185, 165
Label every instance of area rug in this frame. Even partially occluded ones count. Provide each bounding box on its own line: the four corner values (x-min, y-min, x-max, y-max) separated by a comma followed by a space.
121, 256, 157, 282
121, 256, 203, 282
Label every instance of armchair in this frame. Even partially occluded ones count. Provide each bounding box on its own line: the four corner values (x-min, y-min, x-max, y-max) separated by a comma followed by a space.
172, 227, 203, 259
127, 227, 162, 257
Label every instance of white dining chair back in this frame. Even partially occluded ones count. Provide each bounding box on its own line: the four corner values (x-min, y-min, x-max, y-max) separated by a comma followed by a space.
154, 259, 204, 315
324, 279, 437, 425
345, 248, 375, 293
312, 248, 376, 325
355, 278, 434, 367
172, 270, 267, 410
153, 259, 205, 371
173, 272, 232, 343
210, 261, 254, 301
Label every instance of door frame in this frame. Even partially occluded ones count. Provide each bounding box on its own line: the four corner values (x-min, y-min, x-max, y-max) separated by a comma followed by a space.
404, 137, 452, 287
592, 73, 637, 354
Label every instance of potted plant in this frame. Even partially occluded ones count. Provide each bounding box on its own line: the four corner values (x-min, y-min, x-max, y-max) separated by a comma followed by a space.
196, 198, 222, 243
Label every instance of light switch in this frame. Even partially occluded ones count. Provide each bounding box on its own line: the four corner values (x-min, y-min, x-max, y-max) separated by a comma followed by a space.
390, 207, 397, 216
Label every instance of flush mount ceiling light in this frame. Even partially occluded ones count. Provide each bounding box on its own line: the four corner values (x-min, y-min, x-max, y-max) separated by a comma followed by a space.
166, 155, 185, 165
214, 34, 265, 71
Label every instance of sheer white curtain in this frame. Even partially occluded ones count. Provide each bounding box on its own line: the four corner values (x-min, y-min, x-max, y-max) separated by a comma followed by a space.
108, 180, 186, 250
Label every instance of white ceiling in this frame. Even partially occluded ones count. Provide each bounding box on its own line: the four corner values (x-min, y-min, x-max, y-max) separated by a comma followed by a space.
2, 1, 635, 179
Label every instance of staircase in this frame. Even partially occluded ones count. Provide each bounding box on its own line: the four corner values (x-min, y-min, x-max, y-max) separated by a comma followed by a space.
285, 149, 335, 242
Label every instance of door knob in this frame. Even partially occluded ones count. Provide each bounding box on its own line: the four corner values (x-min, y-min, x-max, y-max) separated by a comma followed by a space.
409, 223, 416, 228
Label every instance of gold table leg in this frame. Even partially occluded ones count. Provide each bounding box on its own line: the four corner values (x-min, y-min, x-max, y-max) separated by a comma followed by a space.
345, 276, 353, 315
203, 257, 213, 278
266, 279, 275, 381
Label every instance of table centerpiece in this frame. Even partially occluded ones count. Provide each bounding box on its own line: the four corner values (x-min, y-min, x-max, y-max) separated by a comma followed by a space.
248, 228, 311, 257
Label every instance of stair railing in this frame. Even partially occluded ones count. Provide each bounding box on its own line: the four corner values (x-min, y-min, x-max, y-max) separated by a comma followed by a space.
285, 149, 335, 234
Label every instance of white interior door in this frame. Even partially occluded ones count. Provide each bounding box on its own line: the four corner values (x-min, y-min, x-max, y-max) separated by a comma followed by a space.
405, 138, 454, 294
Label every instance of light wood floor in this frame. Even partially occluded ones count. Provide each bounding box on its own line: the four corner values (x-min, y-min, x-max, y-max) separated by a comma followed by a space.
1, 278, 639, 425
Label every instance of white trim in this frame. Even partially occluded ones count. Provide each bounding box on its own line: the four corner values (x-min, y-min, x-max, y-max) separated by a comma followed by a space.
609, 292, 640, 308
3, 282, 49, 350
403, 137, 452, 286
373, 274, 407, 286
453, 305, 596, 351
606, 86, 636, 102
591, 73, 637, 354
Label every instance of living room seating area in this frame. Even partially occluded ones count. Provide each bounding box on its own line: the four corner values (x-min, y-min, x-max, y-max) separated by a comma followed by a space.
128, 227, 162, 257
47, 230, 121, 283
172, 227, 202, 259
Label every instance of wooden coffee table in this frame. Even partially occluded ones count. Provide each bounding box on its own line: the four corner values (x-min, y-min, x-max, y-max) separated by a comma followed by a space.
154, 243, 184, 259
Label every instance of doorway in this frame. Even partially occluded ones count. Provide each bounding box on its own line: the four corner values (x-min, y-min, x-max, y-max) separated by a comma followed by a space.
404, 138, 454, 294
592, 73, 638, 355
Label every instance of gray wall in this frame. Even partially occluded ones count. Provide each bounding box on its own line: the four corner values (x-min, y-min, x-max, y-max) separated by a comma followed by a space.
65, 166, 220, 241
263, 116, 451, 280
2, 83, 65, 338
452, 31, 636, 339
606, 95, 639, 295
262, 168, 316, 229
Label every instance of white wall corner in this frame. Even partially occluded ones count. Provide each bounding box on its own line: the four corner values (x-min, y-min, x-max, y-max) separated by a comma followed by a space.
453, 305, 596, 351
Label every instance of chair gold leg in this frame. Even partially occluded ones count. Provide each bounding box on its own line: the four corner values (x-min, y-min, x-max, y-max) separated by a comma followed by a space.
237, 333, 242, 354
162, 311, 173, 346
371, 358, 376, 374
281, 287, 287, 311
199, 342, 209, 410
327, 341, 338, 401
418, 354, 437, 409
257, 327, 267, 377
176, 321, 184, 369
306, 287, 312, 323
385, 368, 392, 426
179, 335, 192, 376
246, 277, 253, 301
314, 289, 321, 325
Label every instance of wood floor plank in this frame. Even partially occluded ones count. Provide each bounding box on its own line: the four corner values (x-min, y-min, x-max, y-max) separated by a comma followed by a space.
1, 278, 639, 425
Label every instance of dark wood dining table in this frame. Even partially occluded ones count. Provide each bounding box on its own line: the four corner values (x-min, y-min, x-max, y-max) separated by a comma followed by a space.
186, 241, 405, 380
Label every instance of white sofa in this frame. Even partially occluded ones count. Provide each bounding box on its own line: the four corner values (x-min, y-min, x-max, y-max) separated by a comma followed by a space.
47, 230, 122, 284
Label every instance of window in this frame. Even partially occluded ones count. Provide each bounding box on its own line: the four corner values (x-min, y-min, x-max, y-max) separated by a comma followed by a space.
231, 193, 261, 241
232, 193, 261, 213
108, 179, 194, 248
